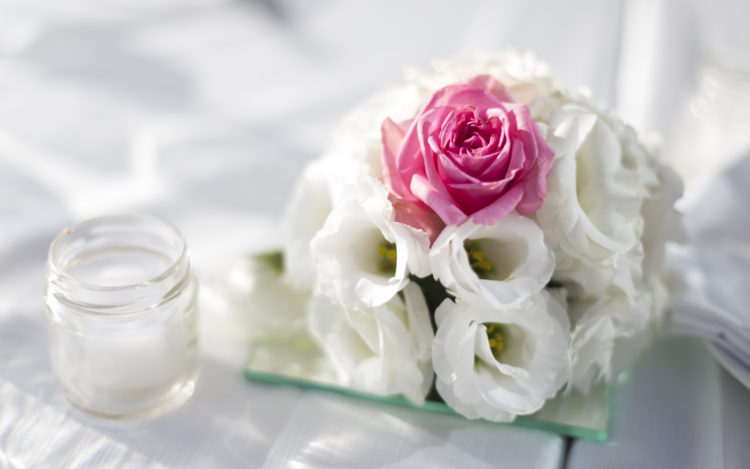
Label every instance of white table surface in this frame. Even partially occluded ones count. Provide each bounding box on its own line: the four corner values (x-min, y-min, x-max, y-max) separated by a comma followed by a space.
1, 1, 749, 467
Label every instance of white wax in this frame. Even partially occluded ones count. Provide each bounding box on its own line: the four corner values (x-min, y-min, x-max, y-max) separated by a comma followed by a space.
50, 308, 195, 410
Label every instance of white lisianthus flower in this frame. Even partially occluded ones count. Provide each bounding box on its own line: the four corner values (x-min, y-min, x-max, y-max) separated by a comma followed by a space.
310, 180, 431, 308
282, 79, 431, 291
640, 162, 686, 326
432, 291, 570, 421
565, 155, 685, 392
202, 254, 337, 384
319, 84, 425, 186
534, 96, 685, 391
282, 159, 335, 290
567, 286, 653, 392
536, 99, 659, 299
404, 50, 557, 108
429, 214, 554, 306
307, 282, 434, 405
561, 164, 684, 393
212, 253, 308, 342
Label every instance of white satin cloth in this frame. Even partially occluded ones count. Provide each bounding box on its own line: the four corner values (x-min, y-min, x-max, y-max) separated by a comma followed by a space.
1, 0, 749, 467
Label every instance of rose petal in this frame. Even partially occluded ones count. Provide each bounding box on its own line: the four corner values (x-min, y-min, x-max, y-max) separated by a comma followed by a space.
410, 173, 467, 225
470, 185, 524, 225
391, 197, 445, 245
425, 84, 504, 112
425, 76, 511, 111
454, 149, 505, 176
445, 174, 519, 212
466, 74, 514, 102
381, 117, 413, 200
434, 145, 483, 184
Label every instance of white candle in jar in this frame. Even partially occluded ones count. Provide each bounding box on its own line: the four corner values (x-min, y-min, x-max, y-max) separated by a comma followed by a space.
45, 214, 199, 418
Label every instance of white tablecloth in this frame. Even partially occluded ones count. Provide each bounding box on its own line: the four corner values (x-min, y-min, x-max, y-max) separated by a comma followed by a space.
1, 1, 749, 467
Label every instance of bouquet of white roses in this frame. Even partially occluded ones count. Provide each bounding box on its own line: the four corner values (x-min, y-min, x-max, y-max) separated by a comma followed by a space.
235, 50, 684, 422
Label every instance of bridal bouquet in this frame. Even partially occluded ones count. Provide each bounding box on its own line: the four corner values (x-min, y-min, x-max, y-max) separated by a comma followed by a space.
234, 51, 684, 422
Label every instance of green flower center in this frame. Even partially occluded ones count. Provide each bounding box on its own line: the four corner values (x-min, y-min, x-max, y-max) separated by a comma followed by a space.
465, 240, 494, 279
485, 323, 507, 359
377, 240, 397, 276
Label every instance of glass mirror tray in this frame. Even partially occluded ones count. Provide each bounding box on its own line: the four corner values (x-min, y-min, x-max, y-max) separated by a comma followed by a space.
243, 336, 609, 441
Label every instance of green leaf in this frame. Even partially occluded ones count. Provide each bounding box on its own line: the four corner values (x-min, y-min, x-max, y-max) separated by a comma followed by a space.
253, 250, 284, 275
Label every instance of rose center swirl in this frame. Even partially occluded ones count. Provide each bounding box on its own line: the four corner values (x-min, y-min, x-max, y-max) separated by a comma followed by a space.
444, 107, 502, 158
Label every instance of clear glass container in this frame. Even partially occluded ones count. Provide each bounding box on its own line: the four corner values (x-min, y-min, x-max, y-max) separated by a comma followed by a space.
44, 213, 199, 418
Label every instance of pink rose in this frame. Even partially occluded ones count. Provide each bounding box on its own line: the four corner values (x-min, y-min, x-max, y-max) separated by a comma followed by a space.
381, 75, 554, 228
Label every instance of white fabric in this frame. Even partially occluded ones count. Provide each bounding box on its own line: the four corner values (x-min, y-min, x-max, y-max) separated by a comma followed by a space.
667, 150, 750, 386
1, 0, 749, 467
568, 337, 750, 469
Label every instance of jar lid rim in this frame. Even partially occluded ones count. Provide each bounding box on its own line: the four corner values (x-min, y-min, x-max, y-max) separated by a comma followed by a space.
47, 212, 189, 294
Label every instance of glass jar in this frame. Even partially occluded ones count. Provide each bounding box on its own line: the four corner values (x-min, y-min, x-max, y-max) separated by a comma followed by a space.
44, 213, 199, 418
